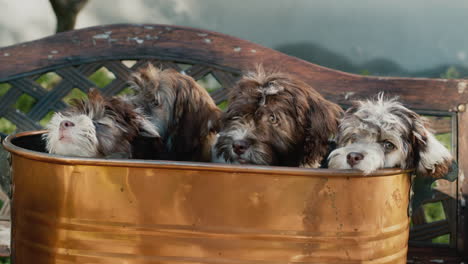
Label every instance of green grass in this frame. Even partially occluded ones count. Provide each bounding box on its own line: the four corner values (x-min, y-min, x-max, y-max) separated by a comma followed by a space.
217, 100, 228, 111
432, 234, 450, 244
14, 94, 36, 114
0, 118, 15, 134
0, 257, 9, 264
423, 202, 446, 222
0, 68, 118, 134
35, 72, 62, 90
117, 87, 136, 96
62, 88, 88, 105
0, 84, 11, 97
435, 133, 451, 151
88, 67, 115, 88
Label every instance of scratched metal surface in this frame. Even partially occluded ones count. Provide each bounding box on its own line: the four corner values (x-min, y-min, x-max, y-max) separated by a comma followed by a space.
4, 131, 411, 264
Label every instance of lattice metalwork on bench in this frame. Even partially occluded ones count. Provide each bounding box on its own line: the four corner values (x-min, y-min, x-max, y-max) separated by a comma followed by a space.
0, 59, 239, 136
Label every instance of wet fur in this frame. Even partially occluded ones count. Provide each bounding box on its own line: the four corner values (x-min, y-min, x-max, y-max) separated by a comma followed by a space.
328, 94, 453, 178
214, 66, 343, 167
128, 64, 222, 162
44, 89, 161, 158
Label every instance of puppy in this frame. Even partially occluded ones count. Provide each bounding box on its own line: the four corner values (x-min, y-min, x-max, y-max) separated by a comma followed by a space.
44, 89, 161, 158
128, 64, 222, 162
213, 66, 343, 167
327, 94, 453, 178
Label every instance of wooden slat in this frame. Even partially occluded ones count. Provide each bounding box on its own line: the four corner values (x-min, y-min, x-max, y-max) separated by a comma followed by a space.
457, 110, 468, 256
9, 79, 48, 100
185, 64, 212, 80
426, 116, 452, 134
0, 88, 22, 116
211, 69, 238, 89
4, 111, 41, 131
210, 88, 228, 105
149, 60, 182, 71
408, 247, 463, 264
0, 24, 465, 112
411, 208, 427, 226
27, 79, 74, 120
0, 221, 10, 257
410, 220, 450, 241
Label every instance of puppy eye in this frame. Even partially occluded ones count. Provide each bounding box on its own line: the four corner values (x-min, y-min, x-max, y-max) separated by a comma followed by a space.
382, 141, 395, 151
267, 81, 275, 86
269, 114, 278, 124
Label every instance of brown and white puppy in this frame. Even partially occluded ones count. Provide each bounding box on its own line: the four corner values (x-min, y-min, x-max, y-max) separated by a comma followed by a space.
44, 89, 161, 158
128, 64, 222, 162
213, 66, 343, 167
327, 94, 453, 178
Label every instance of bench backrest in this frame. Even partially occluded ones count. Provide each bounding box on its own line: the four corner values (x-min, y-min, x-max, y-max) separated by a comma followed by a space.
0, 24, 466, 258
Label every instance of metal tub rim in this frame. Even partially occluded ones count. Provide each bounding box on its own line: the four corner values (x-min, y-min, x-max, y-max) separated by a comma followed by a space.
3, 130, 412, 178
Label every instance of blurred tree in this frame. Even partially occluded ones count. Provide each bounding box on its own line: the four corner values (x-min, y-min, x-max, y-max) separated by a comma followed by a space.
49, 0, 89, 33
440, 66, 460, 79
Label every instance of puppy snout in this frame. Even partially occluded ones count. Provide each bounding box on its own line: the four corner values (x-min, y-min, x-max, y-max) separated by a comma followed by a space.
232, 140, 250, 155
347, 152, 364, 167
60, 120, 75, 129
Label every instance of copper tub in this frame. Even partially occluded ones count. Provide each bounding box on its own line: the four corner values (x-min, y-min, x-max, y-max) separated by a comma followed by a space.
3, 131, 411, 264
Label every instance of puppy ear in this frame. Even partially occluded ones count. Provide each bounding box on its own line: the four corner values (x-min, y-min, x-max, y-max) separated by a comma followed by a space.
407, 111, 453, 178
130, 63, 160, 94
301, 95, 343, 168
412, 117, 453, 179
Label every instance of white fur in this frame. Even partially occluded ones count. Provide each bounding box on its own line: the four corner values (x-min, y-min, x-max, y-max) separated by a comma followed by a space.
417, 132, 452, 174
328, 143, 384, 174
328, 95, 453, 177
45, 113, 99, 157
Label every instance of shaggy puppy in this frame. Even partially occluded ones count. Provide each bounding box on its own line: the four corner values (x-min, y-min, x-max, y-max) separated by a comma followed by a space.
327, 94, 453, 178
44, 89, 161, 158
213, 66, 343, 167
128, 64, 222, 162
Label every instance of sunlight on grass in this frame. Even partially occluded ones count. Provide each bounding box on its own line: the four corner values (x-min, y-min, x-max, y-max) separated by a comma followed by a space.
0, 84, 11, 97
62, 88, 87, 105
39, 111, 55, 127
117, 87, 135, 96
35, 72, 62, 90
217, 101, 228, 111
88, 67, 115, 88
435, 133, 451, 151
0, 118, 16, 134
423, 202, 446, 222
14, 94, 36, 114
432, 234, 450, 244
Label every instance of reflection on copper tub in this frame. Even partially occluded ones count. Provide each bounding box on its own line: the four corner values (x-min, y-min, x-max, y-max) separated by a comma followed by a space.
3, 130, 411, 264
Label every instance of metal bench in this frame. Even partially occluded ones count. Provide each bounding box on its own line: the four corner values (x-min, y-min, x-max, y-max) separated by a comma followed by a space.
0, 24, 466, 262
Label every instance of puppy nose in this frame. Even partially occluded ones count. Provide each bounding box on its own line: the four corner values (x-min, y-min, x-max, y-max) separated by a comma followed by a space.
60, 120, 75, 129
232, 140, 250, 155
347, 152, 364, 167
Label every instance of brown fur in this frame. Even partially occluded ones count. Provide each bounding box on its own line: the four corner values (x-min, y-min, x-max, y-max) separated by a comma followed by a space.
129, 64, 223, 162
215, 66, 343, 167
